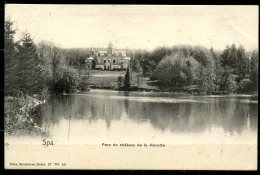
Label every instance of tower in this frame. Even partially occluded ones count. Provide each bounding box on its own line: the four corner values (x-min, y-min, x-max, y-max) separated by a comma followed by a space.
107, 42, 113, 56
90, 48, 95, 56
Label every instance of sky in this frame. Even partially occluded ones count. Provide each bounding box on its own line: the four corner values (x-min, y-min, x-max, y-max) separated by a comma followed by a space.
5, 5, 259, 51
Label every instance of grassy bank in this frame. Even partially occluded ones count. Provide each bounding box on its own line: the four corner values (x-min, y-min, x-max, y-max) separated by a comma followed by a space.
88, 76, 121, 90
4, 95, 47, 135
87, 70, 254, 95
88, 70, 160, 91
88, 70, 124, 90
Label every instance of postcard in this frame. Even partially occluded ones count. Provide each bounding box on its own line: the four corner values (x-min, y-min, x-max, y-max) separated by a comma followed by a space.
4, 4, 258, 170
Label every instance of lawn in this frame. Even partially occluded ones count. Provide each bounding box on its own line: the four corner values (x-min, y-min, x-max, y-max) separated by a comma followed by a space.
87, 70, 160, 91
87, 70, 125, 89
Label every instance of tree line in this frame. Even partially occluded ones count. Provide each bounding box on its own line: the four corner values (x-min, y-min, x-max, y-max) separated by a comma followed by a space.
5, 20, 89, 98
5, 19, 258, 96
133, 44, 258, 94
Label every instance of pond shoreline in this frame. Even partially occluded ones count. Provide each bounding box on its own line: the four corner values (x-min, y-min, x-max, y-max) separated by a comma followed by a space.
5, 91, 258, 149
4, 88, 258, 136
82, 87, 258, 97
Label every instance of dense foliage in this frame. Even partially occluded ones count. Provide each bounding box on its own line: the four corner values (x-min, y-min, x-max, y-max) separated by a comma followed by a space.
5, 22, 46, 96
62, 48, 89, 69
5, 20, 86, 96
4, 19, 87, 134
4, 19, 258, 96
155, 54, 200, 90
134, 45, 258, 94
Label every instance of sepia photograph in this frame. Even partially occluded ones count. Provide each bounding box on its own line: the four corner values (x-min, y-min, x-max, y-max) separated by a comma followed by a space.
4, 4, 258, 170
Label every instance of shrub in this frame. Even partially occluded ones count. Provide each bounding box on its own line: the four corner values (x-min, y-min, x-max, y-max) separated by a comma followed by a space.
154, 53, 199, 89
78, 78, 89, 91
4, 95, 44, 135
117, 76, 124, 90
51, 67, 79, 93
238, 79, 253, 93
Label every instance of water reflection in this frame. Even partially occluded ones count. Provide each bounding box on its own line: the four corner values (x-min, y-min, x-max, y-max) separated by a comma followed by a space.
37, 90, 258, 145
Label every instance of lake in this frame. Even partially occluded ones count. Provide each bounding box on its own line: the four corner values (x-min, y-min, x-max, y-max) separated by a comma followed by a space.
33, 89, 258, 146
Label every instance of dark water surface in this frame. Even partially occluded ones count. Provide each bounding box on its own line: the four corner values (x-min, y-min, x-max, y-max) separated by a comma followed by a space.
37, 90, 258, 145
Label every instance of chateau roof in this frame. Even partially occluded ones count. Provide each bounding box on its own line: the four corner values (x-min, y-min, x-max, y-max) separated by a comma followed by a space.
96, 56, 124, 59
123, 57, 131, 60
85, 57, 94, 62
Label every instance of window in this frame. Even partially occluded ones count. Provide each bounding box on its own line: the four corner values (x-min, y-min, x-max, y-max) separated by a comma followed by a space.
104, 60, 106, 63
113, 60, 116, 64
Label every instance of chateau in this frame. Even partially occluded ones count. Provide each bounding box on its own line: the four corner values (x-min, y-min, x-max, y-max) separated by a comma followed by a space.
86, 42, 131, 70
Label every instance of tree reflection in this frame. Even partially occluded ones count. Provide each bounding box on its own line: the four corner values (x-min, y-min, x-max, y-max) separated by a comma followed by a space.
38, 92, 258, 137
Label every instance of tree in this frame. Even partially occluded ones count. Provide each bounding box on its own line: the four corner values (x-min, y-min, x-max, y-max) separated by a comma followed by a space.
211, 48, 223, 93
39, 42, 63, 83
37, 41, 85, 93
204, 63, 216, 94
130, 58, 143, 87
219, 44, 255, 94
91, 59, 96, 69
220, 45, 237, 69
53, 67, 79, 93
218, 66, 237, 94
249, 50, 258, 92
202, 51, 217, 94
191, 46, 211, 67
37, 41, 68, 91
4, 19, 19, 95
134, 49, 150, 76
235, 45, 248, 82
16, 33, 45, 95
124, 67, 131, 90
154, 53, 199, 90
155, 55, 177, 86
